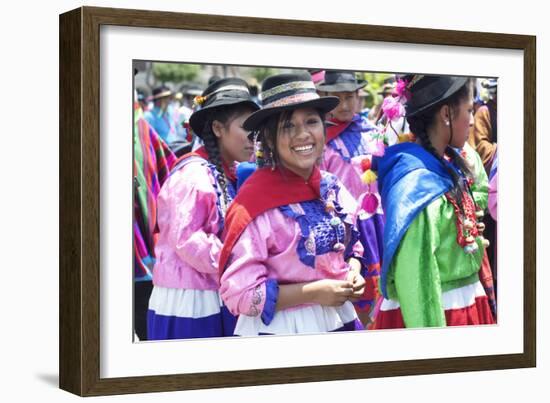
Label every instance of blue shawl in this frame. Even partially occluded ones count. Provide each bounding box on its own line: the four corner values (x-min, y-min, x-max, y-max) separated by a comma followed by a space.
376, 142, 454, 299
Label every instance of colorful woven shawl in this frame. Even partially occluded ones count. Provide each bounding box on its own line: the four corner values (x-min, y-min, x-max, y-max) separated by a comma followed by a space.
134, 104, 176, 281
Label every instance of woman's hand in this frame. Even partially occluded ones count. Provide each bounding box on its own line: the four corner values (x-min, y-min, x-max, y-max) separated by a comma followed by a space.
346, 271, 366, 301
346, 258, 366, 301
277, 279, 354, 310
276, 263, 365, 311
309, 279, 355, 306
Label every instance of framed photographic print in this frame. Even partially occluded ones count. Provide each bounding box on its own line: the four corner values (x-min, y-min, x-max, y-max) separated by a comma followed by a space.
59, 6, 536, 396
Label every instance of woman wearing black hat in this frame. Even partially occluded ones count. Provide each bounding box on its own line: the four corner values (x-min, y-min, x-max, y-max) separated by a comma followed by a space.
143, 85, 186, 144
218, 72, 366, 336
316, 71, 381, 198
316, 70, 386, 327
373, 75, 495, 328
147, 78, 259, 340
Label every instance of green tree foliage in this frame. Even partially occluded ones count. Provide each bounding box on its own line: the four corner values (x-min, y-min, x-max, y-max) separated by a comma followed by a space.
360, 72, 394, 108
153, 63, 201, 84
250, 67, 280, 84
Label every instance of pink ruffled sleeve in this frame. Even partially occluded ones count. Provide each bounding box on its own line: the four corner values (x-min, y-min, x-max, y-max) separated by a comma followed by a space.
157, 162, 222, 274
219, 214, 279, 323
321, 147, 366, 200
336, 177, 364, 259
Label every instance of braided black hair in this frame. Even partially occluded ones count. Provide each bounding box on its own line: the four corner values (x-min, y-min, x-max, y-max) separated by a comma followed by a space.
201, 120, 230, 213
407, 79, 474, 207
201, 104, 255, 214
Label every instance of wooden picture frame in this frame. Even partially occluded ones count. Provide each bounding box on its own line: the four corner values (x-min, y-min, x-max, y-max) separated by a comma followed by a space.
59, 5, 536, 396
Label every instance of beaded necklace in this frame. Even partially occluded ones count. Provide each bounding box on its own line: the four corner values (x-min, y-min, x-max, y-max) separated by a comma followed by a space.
444, 163, 490, 254
445, 189, 479, 253
323, 189, 346, 253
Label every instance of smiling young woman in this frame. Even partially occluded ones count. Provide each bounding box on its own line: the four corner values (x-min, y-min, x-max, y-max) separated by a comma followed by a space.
218, 72, 368, 336
267, 108, 325, 179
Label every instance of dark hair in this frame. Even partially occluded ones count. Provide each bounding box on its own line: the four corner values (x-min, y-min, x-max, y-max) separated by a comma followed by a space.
201, 103, 256, 213
407, 79, 474, 207
254, 108, 326, 168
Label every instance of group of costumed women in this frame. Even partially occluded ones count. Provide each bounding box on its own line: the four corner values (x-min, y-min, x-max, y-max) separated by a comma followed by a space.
145, 69, 495, 340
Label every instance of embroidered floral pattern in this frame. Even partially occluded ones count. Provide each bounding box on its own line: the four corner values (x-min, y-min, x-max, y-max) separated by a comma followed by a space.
304, 231, 316, 255
247, 284, 264, 316
279, 172, 356, 268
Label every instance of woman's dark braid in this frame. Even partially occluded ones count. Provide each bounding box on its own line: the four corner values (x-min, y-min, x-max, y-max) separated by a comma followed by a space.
445, 144, 477, 209
408, 112, 467, 208
406, 78, 477, 216
446, 105, 474, 178
409, 113, 441, 159
202, 119, 230, 214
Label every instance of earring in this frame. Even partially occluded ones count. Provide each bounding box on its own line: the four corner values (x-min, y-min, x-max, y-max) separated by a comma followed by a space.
445, 120, 450, 126
270, 149, 276, 170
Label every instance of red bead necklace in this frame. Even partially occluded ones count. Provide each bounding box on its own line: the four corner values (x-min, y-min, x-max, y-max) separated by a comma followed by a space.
445, 189, 481, 254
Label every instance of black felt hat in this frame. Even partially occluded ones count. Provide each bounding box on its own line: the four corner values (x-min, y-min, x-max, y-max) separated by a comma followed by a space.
315, 70, 367, 92
242, 72, 339, 131
188, 77, 259, 138
378, 82, 396, 96
150, 85, 173, 100
405, 75, 469, 117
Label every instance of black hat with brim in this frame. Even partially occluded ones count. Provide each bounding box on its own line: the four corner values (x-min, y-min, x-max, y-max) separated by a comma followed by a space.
189, 77, 259, 138
243, 72, 339, 131
405, 75, 469, 117
316, 70, 367, 93
150, 85, 173, 100
378, 82, 396, 95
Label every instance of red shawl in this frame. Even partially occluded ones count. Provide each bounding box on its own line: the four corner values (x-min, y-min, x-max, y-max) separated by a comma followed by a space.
218, 166, 322, 274
326, 118, 353, 143
174, 146, 237, 182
